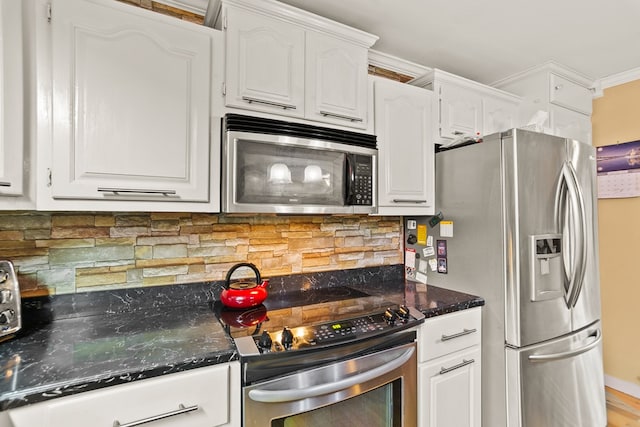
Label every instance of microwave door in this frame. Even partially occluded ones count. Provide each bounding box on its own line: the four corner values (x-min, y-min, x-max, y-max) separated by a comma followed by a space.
232, 138, 348, 212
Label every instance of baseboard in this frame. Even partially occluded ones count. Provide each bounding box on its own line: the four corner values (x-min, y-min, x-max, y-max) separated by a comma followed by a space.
605, 375, 640, 399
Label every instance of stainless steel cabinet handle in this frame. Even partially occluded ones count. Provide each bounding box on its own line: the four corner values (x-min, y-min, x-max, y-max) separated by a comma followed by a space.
452, 131, 464, 135
554, 84, 563, 90
319, 110, 364, 122
441, 328, 477, 341
113, 403, 198, 427
392, 199, 427, 204
98, 187, 177, 196
242, 96, 296, 110
440, 358, 475, 375
0, 182, 11, 187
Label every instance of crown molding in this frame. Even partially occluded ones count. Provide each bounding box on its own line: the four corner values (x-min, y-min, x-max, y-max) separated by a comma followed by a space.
205, 0, 378, 47
368, 50, 431, 79
593, 66, 640, 98
491, 60, 595, 89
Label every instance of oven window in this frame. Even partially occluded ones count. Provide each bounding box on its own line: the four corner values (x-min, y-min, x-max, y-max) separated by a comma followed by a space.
271, 380, 401, 427
236, 139, 346, 206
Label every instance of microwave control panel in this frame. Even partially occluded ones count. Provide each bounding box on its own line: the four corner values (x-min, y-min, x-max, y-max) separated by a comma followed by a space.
349, 155, 373, 206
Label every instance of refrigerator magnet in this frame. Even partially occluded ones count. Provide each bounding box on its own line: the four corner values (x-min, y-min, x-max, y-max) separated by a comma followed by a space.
437, 240, 447, 257
428, 258, 438, 272
437, 257, 448, 274
417, 224, 427, 245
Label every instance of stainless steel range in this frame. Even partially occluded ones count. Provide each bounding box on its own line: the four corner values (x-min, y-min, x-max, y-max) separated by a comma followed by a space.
216, 287, 424, 427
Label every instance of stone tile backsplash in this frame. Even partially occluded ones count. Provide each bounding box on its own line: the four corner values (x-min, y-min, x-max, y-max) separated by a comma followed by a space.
0, 212, 402, 296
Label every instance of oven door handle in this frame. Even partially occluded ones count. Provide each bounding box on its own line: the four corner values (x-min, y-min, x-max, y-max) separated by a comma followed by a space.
247, 347, 415, 403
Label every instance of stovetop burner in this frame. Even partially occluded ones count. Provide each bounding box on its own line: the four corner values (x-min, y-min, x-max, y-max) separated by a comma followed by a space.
215, 286, 424, 360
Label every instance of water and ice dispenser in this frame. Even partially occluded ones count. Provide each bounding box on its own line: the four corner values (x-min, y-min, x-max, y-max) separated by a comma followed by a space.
529, 234, 564, 302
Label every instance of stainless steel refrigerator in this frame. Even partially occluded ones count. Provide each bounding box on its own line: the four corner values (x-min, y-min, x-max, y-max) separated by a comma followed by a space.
407, 129, 606, 427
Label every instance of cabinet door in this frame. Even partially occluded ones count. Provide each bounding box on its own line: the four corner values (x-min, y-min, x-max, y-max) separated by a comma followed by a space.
439, 83, 482, 140
550, 105, 592, 144
50, 0, 212, 202
374, 78, 434, 214
419, 346, 481, 427
8, 363, 240, 427
482, 94, 519, 137
0, 0, 24, 197
305, 32, 368, 129
225, 6, 304, 117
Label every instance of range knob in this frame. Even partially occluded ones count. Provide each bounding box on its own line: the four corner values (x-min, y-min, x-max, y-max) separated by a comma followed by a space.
281, 327, 294, 348
258, 331, 272, 350
397, 305, 410, 321
0, 309, 14, 325
383, 308, 396, 325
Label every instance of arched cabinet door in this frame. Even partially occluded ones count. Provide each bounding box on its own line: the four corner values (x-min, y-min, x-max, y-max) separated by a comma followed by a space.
305, 31, 368, 130
0, 0, 25, 199
50, 0, 214, 204
224, 5, 305, 118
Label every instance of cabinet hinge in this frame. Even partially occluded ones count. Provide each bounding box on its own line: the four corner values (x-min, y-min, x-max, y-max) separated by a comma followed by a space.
47, 3, 52, 23
47, 168, 52, 187
222, 82, 226, 96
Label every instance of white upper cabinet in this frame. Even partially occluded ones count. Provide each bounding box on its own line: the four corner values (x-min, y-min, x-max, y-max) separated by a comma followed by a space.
493, 62, 594, 144
0, 0, 27, 202
224, 5, 305, 116
305, 32, 368, 129
482, 94, 519, 136
219, 0, 377, 130
411, 69, 521, 145
439, 82, 483, 140
374, 77, 434, 215
41, 0, 220, 211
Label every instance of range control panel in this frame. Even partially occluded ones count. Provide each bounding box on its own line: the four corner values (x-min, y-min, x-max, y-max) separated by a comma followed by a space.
0, 261, 21, 339
235, 305, 424, 356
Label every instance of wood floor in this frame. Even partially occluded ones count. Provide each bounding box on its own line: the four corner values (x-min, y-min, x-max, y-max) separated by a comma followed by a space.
607, 387, 640, 427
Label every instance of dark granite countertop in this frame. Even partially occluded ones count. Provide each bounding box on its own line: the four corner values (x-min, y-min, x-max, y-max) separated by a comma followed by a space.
0, 265, 483, 412
0, 303, 236, 411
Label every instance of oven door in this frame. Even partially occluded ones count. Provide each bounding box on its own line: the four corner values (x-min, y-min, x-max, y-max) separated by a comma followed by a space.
243, 342, 417, 427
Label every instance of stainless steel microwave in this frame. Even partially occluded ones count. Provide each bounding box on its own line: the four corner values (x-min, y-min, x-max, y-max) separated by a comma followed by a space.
222, 114, 377, 214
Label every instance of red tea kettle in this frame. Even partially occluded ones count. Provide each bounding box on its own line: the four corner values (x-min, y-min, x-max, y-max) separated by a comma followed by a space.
220, 263, 268, 309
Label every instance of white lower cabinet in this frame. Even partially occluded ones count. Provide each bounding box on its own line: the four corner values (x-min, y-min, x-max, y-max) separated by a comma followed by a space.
418, 307, 482, 427
6, 363, 241, 427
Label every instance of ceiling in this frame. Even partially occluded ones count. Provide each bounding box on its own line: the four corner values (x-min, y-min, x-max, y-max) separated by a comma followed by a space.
273, 0, 640, 86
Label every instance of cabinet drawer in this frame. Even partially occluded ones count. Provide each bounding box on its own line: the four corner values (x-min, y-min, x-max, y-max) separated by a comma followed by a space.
549, 74, 592, 115
418, 307, 481, 362
8, 364, 236, 427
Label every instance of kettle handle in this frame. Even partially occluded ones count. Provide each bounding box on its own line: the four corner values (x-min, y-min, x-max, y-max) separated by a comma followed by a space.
225, 263, 261, 289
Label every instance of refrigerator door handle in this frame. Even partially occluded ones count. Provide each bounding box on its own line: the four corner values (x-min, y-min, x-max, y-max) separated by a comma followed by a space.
564, 162, 588, 308
555, 162, 588, 308
528, 328, 601, 362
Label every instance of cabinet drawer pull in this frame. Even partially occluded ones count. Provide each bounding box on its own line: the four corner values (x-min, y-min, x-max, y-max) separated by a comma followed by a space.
452, 131, 464, 136
439, 358, 475, 375
98, 187, 177, 197
0, 182, 11, 187
113, 403, 199, 427
242, 96, 296, 110
554, 84, 563, 90
319, 110, 363, 122
441, 328, 477, 341
392, 199, 427, 204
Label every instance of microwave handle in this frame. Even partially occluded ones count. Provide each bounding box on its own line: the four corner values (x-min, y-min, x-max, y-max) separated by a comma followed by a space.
345, 154, 356, 203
